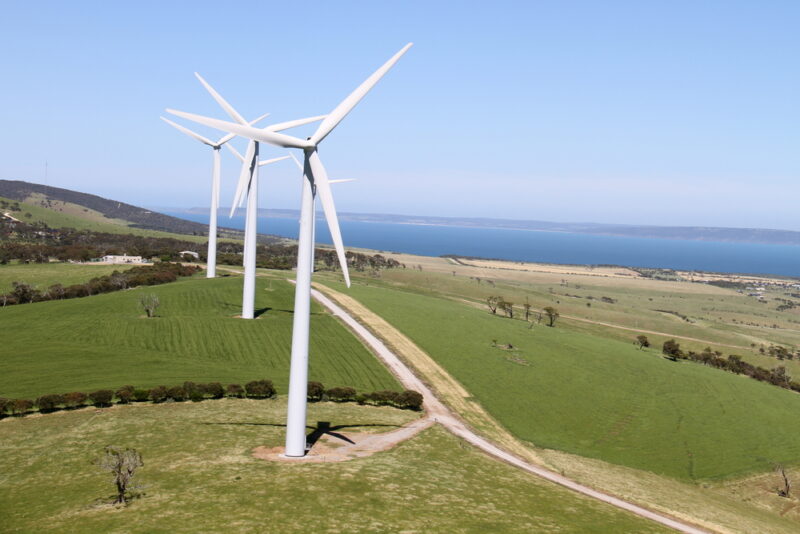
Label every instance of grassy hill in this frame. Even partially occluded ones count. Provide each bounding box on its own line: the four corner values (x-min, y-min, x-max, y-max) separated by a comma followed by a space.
0, 180, 213, 235
320, 275, 800, 482
0, 275, 398, 398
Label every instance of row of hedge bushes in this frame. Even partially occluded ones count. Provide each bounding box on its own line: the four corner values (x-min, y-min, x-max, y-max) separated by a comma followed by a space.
2, 262, 201, 306
0, 380, 423, 417
662, 340, 800, 393
307, 382, 423, 410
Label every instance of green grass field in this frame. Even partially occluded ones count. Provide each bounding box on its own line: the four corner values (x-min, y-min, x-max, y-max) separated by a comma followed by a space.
0, 399, 668, 533
0, 275, 399, 398
1, 195, 208, 243
323, 277, 800, 481
0, 261, 133, 293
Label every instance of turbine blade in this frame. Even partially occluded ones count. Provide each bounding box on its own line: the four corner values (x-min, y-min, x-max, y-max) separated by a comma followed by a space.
289, 152, 304, 172
216, 112, 271, 146
194, 72, 247, 124
329, 178, 356, 184
230, 140, 256, 217
307, 151, 350, 287
267, 115, 326, 133
166, 109, 311, 149
309, 43, 413, 145
225, 143, 245, 162
249, 112, 271, 125
160, 116, 215, 146
257, 155, 290, 167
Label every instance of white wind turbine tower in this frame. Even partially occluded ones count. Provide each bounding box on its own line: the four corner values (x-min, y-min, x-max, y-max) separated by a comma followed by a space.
160, 114, 268, 278
168, 43, 412, 456
189, 73, 325, 319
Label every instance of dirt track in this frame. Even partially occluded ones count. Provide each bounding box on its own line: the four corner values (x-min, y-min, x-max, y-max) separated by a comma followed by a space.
311, 283, 711, 534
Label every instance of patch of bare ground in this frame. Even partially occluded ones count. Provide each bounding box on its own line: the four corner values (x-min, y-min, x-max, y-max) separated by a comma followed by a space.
253, 417, 434, 463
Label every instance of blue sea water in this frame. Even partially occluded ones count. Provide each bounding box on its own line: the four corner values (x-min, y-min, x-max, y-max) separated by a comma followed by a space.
165, 212, 800, 277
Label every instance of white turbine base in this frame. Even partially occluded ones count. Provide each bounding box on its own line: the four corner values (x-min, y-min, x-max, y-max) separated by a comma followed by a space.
284, 174, 315, 457
206, 148, 220, 278
241, 149, 259, 320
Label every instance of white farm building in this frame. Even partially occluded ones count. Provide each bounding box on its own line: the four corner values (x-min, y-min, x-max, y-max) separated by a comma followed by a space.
99, 254, 149, 264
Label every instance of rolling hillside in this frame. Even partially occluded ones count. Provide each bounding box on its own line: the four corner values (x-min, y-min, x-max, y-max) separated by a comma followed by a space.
0, 179, 264, 242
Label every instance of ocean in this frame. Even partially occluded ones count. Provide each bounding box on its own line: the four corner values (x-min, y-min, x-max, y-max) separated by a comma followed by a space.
164, 212, 800, 277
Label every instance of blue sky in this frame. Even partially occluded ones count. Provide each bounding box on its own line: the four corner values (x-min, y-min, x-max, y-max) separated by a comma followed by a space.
1, 1, 798, 229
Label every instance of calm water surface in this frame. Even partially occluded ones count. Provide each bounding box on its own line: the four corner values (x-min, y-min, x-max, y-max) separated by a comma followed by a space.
165, 212, 800, 277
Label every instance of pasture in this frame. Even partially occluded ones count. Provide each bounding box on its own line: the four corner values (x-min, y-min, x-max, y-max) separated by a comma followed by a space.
0, 275, 398, 398
0, 261, 131, 293
321, 277, 800, 482
0, 399, 669, 533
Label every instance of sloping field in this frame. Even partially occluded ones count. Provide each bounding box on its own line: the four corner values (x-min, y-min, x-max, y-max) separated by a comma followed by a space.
0, 276, 398, 398
328, 280, 800, 481
1, 195, 208, 242
0, 399, 668, 533
0, 261, 132, 293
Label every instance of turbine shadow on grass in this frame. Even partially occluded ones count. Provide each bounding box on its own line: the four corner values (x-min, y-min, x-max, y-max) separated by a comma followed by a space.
201, 420, 401, 449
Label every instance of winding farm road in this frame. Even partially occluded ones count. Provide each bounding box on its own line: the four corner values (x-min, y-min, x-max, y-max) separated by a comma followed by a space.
310, 285, 711, 534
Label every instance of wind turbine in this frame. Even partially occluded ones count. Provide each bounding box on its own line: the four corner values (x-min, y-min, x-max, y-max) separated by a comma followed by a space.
189, 73, 325, 319
227, 144, 290, 311
288, 153, 355, 273
160, 114, 268, 278
167, 43, 412, 456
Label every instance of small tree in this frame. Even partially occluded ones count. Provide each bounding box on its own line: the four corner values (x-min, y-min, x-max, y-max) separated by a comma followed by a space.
139, 294, 160, 318
226, 384, 245, 398
523, 298, 532, 322
245, 379, 275, 398
635, 335, 650, 349
326, 387, 356, 402
149, 386, 168, 403
200, 382, 225, 399
89, 390, 114, 407
543, 306, 559, 327
307, 381, 325, 402
662, 339, 683, 361
63, 391, 88, 409
36, 394, 65, 413
486, 296, 500, 315
93, 446, 143, 504
396, 390, 423, 410
776, 464, 792, 497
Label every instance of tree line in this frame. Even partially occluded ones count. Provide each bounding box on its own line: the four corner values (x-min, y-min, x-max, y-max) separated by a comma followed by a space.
1, 262, 200, 307
486, 295, 559, 326
660, 339, 800, 393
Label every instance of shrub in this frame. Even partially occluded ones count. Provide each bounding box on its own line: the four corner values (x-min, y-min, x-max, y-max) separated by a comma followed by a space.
245, 379, 275, 399
226, 384, 245, 398
116, 385, 135, 404
662, 339, 683, 361
11, 399, 34, 415
326, 387, 356, 402
396, 390, 424, 411
369, 390, 399, 406
167, 386, 187, 401
200, 382, 224, 399
183, 381, 199, 396
307, 381, 325, 402
0, 397, 10, 416
189, 390, 204, 402
133, 389, 150, 402
89, 390, 114, 407
36, 394, 65, 413
149, 386, 168, 403
64, 391, 88, 409
355, 393, 367, 405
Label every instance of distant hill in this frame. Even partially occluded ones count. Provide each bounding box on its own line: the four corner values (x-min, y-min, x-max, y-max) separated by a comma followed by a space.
0, 180, 220, 236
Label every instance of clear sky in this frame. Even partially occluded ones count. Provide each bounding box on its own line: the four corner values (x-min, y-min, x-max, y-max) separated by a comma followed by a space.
1, 1, 798, 230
